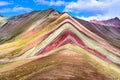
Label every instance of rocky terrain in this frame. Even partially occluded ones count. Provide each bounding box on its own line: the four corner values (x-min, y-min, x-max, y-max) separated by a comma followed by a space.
0, 9, 120, 80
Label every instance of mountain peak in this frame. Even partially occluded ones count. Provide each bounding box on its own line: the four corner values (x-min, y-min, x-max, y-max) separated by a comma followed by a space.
105, 17, 120, 22
114, 17, 119, 20
48, 8, 55, 11
101, 17, 120, 27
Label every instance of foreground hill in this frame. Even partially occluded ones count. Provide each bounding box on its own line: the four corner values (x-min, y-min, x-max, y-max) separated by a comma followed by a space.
0, 9, 120, 80
0, 49, 113, 80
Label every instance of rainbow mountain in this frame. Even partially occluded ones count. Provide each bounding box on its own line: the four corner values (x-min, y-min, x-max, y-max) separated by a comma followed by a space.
0, 9, 120, 80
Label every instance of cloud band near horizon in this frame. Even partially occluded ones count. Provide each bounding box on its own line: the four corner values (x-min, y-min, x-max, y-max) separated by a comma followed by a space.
0, 0, 120, 20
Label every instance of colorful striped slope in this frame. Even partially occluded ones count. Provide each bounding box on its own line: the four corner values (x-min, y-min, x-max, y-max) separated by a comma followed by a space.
0, 9, 120, 80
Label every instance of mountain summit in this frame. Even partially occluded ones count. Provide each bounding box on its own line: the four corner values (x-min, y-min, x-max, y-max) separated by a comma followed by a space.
102, 17, 120, 28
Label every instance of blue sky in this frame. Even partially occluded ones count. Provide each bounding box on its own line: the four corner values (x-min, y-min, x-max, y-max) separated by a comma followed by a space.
0, 0, 120, 20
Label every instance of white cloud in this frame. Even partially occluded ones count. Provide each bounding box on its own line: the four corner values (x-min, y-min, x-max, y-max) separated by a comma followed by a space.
33, 0, 120, 20
77, 15, 110, 21
12, 7, 33, 12
33, 0, 66, 6
64, 0, 120, 20
0, 1, 12, 6
0, 8, 11, 13
64, 0, 106, 13
0, 7, 32, 13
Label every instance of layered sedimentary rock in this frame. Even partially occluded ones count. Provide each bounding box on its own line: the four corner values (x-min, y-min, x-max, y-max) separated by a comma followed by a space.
0, 9, 59, 44
0, 9, 120, 80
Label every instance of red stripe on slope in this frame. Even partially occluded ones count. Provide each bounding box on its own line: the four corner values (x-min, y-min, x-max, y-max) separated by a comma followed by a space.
37, 30, 113, 63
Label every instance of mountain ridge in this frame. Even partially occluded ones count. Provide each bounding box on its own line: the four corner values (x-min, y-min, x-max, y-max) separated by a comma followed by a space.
91, 17, 120, 28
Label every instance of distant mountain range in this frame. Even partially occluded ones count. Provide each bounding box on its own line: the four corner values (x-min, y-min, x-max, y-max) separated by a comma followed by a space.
91, 17, 120, 28
1, 10, 120, 28
0, 8, 119, 80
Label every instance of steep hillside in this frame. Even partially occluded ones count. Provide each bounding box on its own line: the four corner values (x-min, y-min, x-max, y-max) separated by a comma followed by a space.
0, 9, 60, 44
75, 17, 120, 49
